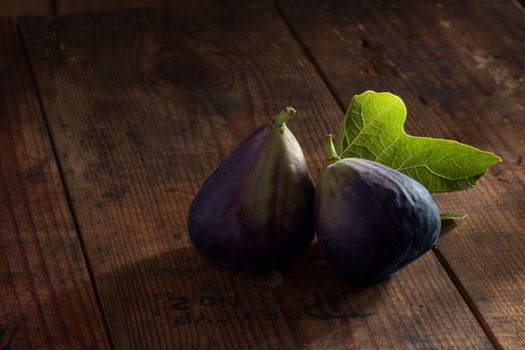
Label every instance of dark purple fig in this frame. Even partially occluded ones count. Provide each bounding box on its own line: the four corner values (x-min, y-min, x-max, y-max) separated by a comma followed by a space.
315, 135, 440, 284
188, 107, 314, 270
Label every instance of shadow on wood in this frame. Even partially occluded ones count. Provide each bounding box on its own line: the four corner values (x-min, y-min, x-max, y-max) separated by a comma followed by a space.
96, 246, 382, 349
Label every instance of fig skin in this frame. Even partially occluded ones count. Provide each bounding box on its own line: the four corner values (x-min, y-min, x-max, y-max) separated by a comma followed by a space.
315, 158, 441, 284
188, 108, 314, 270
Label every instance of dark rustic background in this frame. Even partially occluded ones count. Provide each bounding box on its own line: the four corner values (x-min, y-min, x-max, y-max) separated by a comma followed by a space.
2, 0, 272, 16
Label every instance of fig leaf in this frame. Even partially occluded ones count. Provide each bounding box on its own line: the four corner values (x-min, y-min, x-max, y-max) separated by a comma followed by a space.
335, 91, 501, 192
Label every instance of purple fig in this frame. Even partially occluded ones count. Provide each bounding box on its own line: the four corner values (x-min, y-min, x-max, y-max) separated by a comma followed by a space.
188, 107, 314, 270
315, 135, 441, 284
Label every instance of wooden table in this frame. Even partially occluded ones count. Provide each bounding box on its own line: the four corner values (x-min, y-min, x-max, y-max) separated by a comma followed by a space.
1, 0, 524, 349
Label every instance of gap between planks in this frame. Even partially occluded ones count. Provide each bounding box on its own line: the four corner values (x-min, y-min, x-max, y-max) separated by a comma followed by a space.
16, 19, 116, 350
433, 247, 503, 350
273, 2, 502, 349
51, 0, 58, 16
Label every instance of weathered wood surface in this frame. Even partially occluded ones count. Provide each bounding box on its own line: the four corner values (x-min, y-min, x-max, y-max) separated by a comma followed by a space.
3, 0, 522, 16
19, 4, 494, 349
278, 0, 525, 348
0, 18, 109, 349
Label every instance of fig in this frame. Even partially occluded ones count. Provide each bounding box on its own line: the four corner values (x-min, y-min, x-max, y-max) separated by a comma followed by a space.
188, 107, 314, 270
315, 135, 441, 284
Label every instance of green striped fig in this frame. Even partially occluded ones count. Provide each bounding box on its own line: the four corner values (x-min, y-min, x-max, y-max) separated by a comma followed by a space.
188, 107, 314, 270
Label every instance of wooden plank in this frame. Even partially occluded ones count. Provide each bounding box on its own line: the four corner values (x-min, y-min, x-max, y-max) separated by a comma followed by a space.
19, 5, 493, 349
0, 0, 51, 16
277, 0, 525, 348
0, 18, 110, 349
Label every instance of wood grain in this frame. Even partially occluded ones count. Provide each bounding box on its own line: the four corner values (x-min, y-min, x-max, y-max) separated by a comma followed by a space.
20, 4, 492, 349
278, 0, 525, 348
0, 18, 109, 349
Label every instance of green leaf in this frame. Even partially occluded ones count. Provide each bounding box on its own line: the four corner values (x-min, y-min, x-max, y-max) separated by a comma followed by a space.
440, 213, 467, 221
335, 91, 501, 192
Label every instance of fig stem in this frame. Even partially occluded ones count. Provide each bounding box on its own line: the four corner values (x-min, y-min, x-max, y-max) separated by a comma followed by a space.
273, 106, 296, 127
324, 134, 341, 164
